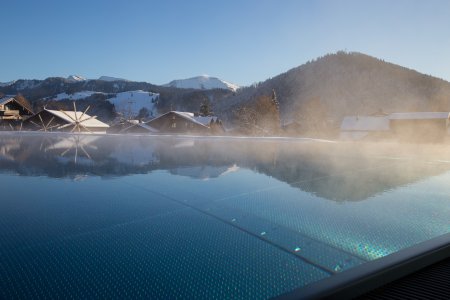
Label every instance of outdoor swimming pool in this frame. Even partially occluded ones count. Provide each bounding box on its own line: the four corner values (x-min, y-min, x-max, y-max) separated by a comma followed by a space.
0, 133, 449, 299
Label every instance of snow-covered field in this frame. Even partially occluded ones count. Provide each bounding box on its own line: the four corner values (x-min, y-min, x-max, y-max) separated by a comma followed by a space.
53, 90, 159, 118
107, 90, 159, 117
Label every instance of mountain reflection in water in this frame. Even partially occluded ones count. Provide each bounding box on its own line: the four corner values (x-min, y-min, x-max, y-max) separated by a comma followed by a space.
2, 132, 450, 202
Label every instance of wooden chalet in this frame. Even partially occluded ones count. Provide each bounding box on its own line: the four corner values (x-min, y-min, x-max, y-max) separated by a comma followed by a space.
0, 96, 34, 130
340, 112, 450, 142
145, 111, 224, 134
340, 115, 391, 140
23, 108, 110, 133
389, 112, 450, 142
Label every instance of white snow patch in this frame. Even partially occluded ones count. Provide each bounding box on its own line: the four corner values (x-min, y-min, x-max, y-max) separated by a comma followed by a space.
54, 91, 104, 101
67, 75, 86, 82
164, 75, 239, 91
106, 90, 159, 118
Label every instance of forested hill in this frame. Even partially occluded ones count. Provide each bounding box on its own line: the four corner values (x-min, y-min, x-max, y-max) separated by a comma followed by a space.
2, 51, 450, 130
218, 51, 450, 128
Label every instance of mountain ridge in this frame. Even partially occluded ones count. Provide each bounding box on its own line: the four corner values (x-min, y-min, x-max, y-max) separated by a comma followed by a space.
164, 75, 239, 91
2, 51, 450, 131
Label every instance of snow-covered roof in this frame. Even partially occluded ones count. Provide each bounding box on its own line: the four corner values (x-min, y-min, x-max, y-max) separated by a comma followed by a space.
120, 120, 159, 133
389, 112, 450, 120
193, 115, 218, 126
341, 116, 390, 131
146, 111, 218, 129
0, 96, 34, 113
164, 111, 217, 128
0, 97, 15, 105
45, 109, 110, 128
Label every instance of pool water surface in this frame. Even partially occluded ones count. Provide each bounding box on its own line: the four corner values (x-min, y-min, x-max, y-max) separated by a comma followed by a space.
0, 133, 449, 299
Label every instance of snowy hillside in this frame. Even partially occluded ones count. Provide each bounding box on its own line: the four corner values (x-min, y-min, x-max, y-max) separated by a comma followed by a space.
53, 90, 159, 118
107, 90, 159, 117
54, 91, 103, 101
164, 75, 239, 91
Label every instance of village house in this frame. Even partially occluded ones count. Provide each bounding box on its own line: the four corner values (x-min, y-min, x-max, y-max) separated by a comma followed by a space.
340, 115, 391, 140
145, 111, 225, 135
23, 108, 110, 133
0, 96, 34, 130
340, 111, 450, 142
389, 112, 450, 142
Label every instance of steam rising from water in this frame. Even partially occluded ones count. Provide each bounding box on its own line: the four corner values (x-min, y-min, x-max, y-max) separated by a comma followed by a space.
2, 132, 450, 202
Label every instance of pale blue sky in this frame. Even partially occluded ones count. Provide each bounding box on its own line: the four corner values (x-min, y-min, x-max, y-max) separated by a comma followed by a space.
1, 0, 450, 86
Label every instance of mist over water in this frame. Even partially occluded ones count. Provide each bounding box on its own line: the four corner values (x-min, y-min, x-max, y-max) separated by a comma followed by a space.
1, 132, 449, 298
2, 132, 450, 201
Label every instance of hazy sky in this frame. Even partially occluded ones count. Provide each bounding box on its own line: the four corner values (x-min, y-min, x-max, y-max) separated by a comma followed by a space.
1, 0, 450, 86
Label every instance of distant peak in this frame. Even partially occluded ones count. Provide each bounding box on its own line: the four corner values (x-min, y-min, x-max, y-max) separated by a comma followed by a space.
0, 80, 17, 87
67, 75, 86, 82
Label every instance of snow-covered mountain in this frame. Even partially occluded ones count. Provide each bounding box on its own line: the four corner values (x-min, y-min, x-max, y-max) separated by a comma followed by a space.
98, 76, 129, 82
0, 80, 16, 87
67, 75, 86, 82
164, 75, 239, 91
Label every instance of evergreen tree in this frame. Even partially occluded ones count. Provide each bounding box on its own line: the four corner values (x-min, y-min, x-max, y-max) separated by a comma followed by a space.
271, 89, 280, 112
199, 100, 213, 116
